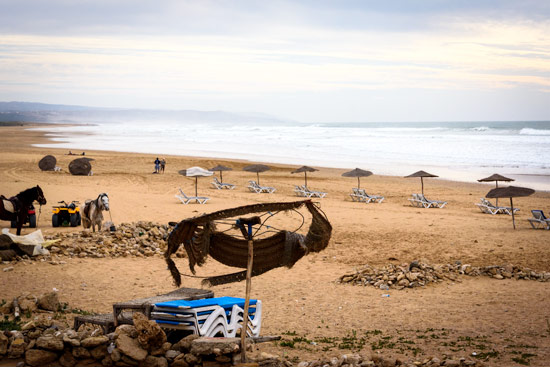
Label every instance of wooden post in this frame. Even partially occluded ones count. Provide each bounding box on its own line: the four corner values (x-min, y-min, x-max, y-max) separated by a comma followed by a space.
421, 177, 424, 196
241, 226, 253, 363
510, 197, 516, 229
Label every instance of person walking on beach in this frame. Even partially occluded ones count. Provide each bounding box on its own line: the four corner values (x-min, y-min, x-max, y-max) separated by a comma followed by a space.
160, 158, 166, 173
154, 157, 160, 173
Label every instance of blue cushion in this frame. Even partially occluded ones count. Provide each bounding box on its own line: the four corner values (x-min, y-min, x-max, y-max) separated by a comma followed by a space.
155, 296, 257, 309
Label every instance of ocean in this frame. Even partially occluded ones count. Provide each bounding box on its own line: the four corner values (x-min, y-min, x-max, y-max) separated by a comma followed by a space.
31, 120, 550, 190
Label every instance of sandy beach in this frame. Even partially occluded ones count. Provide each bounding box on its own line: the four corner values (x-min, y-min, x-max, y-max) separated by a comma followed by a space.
1, 124, 549, 366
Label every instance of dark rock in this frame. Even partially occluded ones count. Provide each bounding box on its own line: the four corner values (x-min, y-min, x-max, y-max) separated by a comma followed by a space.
60, 350, 77, 367
172, 334, 200, 353
39, 155, 57, 171
73, 347, 92, 359
69, 158, 92, 176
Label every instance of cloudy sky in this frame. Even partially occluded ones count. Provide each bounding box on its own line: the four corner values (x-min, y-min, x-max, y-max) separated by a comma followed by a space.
0, 0, 549, 122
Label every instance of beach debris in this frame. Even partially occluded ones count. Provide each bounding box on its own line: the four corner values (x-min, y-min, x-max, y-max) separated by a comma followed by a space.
338, 261, 550, 289
38, 155, 57, 171
68, 157, 92, 176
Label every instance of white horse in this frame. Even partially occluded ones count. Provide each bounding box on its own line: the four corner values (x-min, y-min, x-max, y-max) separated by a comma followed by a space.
82, 193, 109, 232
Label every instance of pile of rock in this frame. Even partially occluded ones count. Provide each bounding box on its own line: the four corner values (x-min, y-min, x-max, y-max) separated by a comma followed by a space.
1, 297, 244, 367
1, 221, 190, 264
294, 354, 481, 367
46, 221, 175, 259
338, 260, 550, 290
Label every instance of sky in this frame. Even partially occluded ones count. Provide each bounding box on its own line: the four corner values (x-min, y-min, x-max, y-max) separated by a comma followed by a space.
0, 0, 549, 122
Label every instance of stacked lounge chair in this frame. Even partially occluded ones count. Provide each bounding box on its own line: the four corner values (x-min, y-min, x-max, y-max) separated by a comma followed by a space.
408, 193, 447, 208
175, 188, 210, 204
350, 188, 384, 203
527, 210, 550, 229
247, 181, 276, 194
151, 296, 262, 337
211, 177, 236, 190
475, 198, 519, 215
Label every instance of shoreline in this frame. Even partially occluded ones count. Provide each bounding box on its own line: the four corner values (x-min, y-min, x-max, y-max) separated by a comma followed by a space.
27, 123, 550, 191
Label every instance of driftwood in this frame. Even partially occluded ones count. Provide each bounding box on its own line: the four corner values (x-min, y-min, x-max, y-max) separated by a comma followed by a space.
165, 200, 332, 286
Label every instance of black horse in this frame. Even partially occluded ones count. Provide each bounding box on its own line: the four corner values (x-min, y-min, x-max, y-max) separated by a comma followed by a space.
0, 186, 47, 235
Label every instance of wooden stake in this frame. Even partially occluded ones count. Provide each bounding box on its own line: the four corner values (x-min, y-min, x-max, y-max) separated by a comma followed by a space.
241, 229, 253, 362
510, 197, 516, 229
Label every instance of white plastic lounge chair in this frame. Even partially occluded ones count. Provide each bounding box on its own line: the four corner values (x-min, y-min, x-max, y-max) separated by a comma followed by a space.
301, 185, 327, 198
175, 189, 210, 204
152, 296, 262, 337
247, 181, 276, 194
350, 188, 365, 202
475, 198, 518, 215
211, 177, 236, 190
409, 193, 446, 208
527, 210, 550, 230
294, 185, 312, 198
354, 188, 383, 203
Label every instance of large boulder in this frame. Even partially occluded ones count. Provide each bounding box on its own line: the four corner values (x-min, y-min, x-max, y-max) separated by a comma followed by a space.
69, 158, 92, 176
38, 292, 60, 312
25, 349, 58, 366
38, 155, 57, 171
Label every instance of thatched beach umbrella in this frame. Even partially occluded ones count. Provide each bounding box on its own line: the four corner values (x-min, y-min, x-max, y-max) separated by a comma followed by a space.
405, 170, 438, 196
178, 167, 213, 197
291, 166, 319, 187
210, 164, 232, 182
478, 173, 514, 206
342, 168, 373, 189
38, 155, 56, 171
243, 164, 270, 185
69, 158, 92, 176
486, 186, 534, 229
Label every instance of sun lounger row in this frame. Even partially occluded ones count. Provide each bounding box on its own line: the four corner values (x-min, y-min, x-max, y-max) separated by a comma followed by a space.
175, 188, 210, 204
247, 180, 276, 194
408, 193, 447, 208
475, 198, 519, 215
527, 210, 550, 230
151, 296, 261, 337
350, 188, 384, 203
211, 177, 236, 190
294, 185, 327, 198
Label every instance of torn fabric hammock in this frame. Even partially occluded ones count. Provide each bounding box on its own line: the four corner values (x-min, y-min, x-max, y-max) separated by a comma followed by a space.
165, 200, 332, 286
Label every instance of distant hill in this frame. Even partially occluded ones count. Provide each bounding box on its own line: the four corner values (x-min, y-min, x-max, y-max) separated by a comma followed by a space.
0, 101, 290, 124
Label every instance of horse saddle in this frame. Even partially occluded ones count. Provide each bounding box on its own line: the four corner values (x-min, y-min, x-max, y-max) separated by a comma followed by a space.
0, 195, 18, 214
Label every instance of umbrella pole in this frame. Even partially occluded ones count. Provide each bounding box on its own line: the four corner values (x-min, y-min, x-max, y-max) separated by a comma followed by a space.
241, 224, 254, 363
357, 177, 360, 189
195, 177, 198, 197
421, 177, 424, 196
510, 197, 515, 229
495, 182, 499, 206
257, 172, 260, 185
305, 172, 308, 188
220, 171, 223, 183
